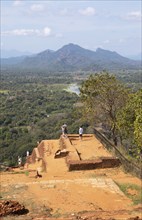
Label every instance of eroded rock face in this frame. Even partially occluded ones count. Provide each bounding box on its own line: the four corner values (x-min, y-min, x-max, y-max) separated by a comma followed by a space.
0, 200, 28, 217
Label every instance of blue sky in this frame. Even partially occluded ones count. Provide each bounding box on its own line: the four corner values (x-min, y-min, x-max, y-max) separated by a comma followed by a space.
1, 0, 141, 56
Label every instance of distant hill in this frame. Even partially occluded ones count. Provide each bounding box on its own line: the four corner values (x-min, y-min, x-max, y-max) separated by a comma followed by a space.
1, 49, 32, 58
127, 53, 142, 61
1, 43, 141, 71
1, 56, 27, 65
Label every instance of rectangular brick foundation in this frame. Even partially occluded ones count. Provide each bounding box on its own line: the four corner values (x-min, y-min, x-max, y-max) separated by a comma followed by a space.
67, 159, 102, 171
100, 157, 121, 168
67, 157, 120, 171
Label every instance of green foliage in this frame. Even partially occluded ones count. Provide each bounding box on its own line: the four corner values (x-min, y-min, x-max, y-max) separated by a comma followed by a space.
80, 72, 129, 145
117, 89, 142, 158
133, 89, 142, 148
116, 182, 142, 205
25, 170, 29, 176
0, 68, 141, 166
0, 69, 87, 166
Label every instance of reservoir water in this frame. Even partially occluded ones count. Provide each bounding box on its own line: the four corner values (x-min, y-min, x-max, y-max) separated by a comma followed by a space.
67, 84, 80, 95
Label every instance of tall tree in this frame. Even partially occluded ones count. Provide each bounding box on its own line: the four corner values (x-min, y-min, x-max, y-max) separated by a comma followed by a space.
118, 89, 142, 157
80, 72, 129, 145
134, 89, 142, 149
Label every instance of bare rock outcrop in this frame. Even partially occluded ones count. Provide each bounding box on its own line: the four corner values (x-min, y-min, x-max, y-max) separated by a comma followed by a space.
0, 200, 28, 217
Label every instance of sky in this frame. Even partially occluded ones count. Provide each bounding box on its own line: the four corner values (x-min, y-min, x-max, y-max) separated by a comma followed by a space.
1, 0, 141, 56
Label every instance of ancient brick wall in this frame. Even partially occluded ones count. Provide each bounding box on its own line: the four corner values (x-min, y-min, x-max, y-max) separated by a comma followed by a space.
66, 157, 120, 171
37, 141, 45, 158
30, 148, 38, 163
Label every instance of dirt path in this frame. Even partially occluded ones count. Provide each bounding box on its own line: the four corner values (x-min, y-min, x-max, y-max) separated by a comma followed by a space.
1, 134, 142, 219
70, 135, 111, 160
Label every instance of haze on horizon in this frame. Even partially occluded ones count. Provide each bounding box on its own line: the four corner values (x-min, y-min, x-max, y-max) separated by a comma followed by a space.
1, 0, 141, 58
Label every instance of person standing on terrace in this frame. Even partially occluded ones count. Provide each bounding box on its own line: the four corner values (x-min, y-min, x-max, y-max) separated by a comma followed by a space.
61, 123, 68, 138
79, 126, 83, 141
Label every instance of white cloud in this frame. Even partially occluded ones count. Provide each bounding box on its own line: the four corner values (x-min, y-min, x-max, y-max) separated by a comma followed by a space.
60, 8, 68, 16
125, 11, 141, 21
43, 27, 51, 37
56, 33, 63, 38
1, 27, 52, 37
103, 40, 110, 44
97, 45, 103, 49
13, 0, 23, 6
2, 29, 39, 36
30, 4, 44, 12
79, 7, 96, 16
119, 38, 125, 43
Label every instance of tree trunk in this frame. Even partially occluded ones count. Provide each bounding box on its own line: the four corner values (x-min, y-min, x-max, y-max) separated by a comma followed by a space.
112, 124, 117, 146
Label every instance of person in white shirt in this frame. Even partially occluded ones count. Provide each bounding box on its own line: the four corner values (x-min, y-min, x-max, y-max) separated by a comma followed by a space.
26, 151, 29, 157
79, 126, 83, 140
18, 156, 22, 167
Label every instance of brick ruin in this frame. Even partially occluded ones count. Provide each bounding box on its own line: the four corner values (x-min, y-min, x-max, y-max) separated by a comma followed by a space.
25, 134, 121, 172
0, 200, 28, 217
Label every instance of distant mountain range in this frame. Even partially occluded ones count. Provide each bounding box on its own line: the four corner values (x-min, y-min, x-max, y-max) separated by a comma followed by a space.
128, 53, 142, 61
1, 44, 141, 71
1, 49, 32, 58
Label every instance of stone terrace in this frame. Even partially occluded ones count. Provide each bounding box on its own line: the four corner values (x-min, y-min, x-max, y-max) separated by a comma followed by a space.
26, 134, 120, 172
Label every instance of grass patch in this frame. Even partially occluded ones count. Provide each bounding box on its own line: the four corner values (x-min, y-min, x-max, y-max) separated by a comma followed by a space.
7, 171, 25, 175
115, 182, 142, 205
0, 90, 9, 94
86, 172, 107, 178
25, 170, 29, 176
52, 208, 62, 218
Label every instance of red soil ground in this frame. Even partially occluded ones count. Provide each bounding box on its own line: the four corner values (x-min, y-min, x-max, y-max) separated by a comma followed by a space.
1, 134, 142, 220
